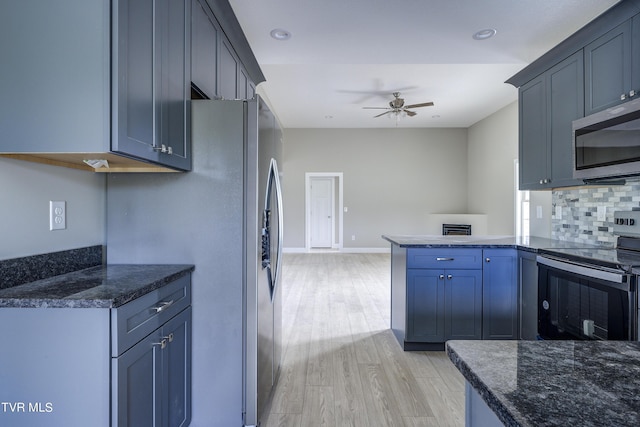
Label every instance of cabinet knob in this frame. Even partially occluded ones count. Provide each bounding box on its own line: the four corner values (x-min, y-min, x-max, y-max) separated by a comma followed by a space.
621, 93, 627, 101
447, 274, 452, 280
631, 90, 637, 98
439, 274, 445, 280
485, 257, 491, 263
164, 333, 174, 343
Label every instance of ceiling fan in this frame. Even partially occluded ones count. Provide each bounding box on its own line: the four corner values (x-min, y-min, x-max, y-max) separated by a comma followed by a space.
363, 92, 434, 118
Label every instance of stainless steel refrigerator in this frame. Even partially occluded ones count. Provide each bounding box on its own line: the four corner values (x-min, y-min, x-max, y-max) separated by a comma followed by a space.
106, 97, 283, 427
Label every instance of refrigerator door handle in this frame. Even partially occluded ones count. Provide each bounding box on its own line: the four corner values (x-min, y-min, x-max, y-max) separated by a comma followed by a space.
262, 158, 284, 301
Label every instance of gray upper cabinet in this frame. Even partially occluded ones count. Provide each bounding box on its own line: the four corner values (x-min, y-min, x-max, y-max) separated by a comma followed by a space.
0, 0, 192, 172
113, 0, 192, 171
508, 1, 640, 190
519, 51, 584, 190
191, 0, 219, 99
519, 75, 547, 190
584, 16, 640, 115
584, 19, 635, 115
219, 38, 240, 99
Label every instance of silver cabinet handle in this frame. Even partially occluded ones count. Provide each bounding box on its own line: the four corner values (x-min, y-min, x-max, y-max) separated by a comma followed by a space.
166, 333, 174, 343
621, 93, 627, 101
447, 274, 453, 280
439, 274, 445, 280
436, 257, 454, 261
153, 339, 167, 350
485, 258, 491, 263
630, 90, 636, 97
152, 300, 174, 313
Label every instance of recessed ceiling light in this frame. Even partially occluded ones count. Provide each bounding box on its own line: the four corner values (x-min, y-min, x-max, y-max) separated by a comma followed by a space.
472, 28, 497, 40
324, 115, 333, 119
270, 28, 291, 41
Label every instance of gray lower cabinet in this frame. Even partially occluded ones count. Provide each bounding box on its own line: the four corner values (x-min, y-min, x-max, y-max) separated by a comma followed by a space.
403, 248, 483, 348
392, 246, 518, 349
113, 307, 191, 427
482, 249, 518, 340
0, 275, 191, 426
519, 51, 584, 190
518, 250, 539, 340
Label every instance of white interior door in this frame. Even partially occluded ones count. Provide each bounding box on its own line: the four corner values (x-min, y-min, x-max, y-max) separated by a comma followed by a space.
310, 177, 334, 248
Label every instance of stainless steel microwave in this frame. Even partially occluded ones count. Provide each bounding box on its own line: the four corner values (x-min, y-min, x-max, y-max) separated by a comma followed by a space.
573, 97, 640, 181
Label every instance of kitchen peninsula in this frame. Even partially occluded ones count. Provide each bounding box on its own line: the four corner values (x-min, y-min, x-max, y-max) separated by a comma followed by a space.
382, 234, 591, 350
447, 340, 640, 427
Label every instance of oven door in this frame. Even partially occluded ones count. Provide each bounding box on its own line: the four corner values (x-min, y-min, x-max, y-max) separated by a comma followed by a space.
537, 255, 636, 341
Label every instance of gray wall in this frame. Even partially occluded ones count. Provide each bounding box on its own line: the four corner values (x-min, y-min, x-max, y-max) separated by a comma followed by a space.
467, 101, 518, 235
282, 103, 523, 251
282, 128, 469, 250
0, 158, 105, 260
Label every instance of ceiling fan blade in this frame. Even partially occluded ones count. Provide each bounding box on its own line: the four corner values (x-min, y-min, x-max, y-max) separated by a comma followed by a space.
374, 111, 392, 118
362, 107, 389, 110
405, 102, 434, 109
405, 110, 417, 117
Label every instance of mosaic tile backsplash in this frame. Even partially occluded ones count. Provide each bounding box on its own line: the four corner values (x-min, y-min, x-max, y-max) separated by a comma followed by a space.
552, 178, 640, 246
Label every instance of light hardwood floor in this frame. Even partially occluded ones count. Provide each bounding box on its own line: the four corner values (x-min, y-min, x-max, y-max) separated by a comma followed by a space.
262, 253, 465, 427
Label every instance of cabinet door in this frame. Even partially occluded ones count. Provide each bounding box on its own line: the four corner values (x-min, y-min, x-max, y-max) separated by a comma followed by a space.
406, 269, 445, 342
162, 308, 192, 427
219, 38, 239, 99
113, 329, 163, 427
482, 249, 518, 340
519, 75, 548, 190
113, 0, 191, 171
445, 269, 482, 340
191, 0, 218, 99
585, 20, 632, 115
518, 251, 539, 340
548, 51, 584, 188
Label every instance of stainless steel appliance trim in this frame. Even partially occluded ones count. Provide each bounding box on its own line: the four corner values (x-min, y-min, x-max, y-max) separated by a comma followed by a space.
536, 255, 631, 290
572, 97, 640, 180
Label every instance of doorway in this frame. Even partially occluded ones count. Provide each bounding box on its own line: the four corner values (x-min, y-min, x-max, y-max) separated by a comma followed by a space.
305, 173, 343, 250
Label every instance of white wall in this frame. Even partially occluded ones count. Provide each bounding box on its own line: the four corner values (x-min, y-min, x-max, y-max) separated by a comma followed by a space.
467, 101, 518, 235
0, 158, 105, 260
283, 128, 469, 250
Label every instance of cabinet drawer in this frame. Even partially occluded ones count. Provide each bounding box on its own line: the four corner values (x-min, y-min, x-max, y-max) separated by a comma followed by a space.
407, 248, 482, 269
111, 274, 191, 357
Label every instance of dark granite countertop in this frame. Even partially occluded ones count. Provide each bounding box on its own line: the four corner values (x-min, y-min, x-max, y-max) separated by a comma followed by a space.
446, 340, 640, 427
0, 264, 194, 309
382, 234, 601, 252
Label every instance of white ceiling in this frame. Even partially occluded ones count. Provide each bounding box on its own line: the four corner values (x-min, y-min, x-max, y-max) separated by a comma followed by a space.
228, 0, 620, 129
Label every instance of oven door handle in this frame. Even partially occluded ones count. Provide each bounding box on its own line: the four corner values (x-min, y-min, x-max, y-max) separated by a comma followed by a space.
536, 255, 630, 288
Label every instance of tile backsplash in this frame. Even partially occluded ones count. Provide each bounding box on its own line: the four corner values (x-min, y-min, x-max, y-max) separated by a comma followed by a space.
552, 178, 640, 246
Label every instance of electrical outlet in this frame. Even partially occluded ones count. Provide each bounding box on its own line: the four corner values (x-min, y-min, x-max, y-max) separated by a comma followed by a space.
597, 206, 606, 221
49, 201, 66, 230
351, 235, 355, 241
